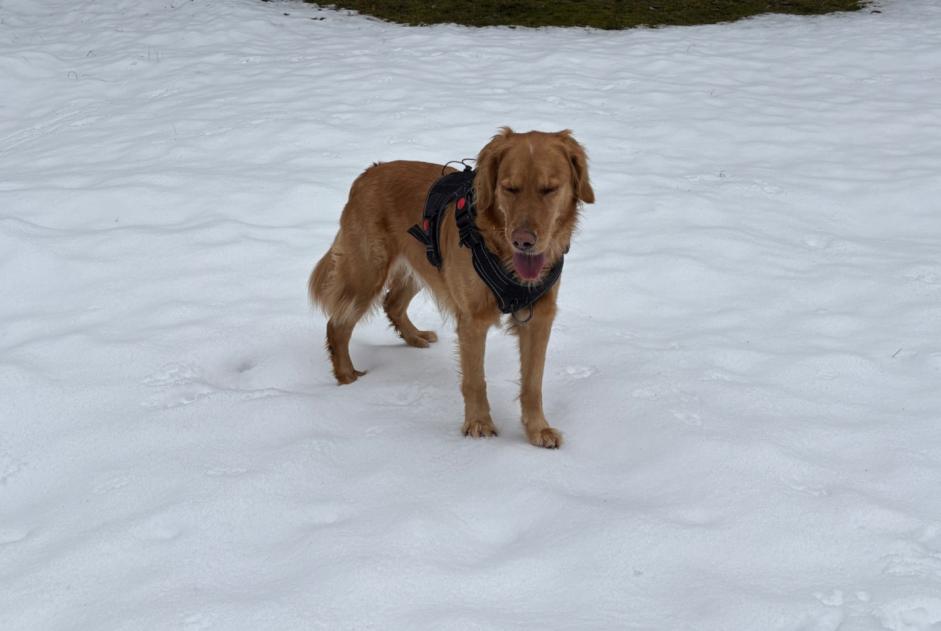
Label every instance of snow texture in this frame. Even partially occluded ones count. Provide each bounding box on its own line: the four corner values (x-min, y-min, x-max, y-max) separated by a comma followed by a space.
2, 0, 941, 629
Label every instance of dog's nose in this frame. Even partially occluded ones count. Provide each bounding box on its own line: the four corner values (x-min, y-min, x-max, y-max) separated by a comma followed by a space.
511, 228, 537, 252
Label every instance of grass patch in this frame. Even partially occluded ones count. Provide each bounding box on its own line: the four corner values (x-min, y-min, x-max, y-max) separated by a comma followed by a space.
305, 0, 865, 29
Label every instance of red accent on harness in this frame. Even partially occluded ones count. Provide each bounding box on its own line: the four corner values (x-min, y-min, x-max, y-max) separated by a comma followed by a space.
456, 197, 466, 210
423, 219, 430, 231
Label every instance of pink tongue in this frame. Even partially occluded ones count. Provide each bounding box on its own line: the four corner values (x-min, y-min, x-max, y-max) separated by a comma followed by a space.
513, 252, 546, 280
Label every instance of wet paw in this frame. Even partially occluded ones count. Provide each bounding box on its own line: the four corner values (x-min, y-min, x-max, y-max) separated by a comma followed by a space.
335, 369, 366, 385
527, 427, 562, 449
462, 418, 498, 438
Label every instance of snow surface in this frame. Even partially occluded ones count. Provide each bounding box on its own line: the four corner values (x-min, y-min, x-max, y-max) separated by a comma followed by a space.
2, 0, 941, 629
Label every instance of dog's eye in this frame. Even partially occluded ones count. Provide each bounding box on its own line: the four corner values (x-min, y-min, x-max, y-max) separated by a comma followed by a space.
540, 186, 558, 196
502, 185, 520, 195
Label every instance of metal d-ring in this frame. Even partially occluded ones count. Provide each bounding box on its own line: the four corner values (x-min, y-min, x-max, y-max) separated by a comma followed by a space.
511, 304, 534, 325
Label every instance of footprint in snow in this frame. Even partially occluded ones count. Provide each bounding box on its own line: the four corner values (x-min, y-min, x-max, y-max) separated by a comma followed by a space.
780, 473, 829, 497
815, 589, 844, 607
92, 476, 130, 494
141, 386, 215, 409
141, 362, 199, 387
132, 516, 182, 542
0, 451, 26, 485
141, 363, 213, 408
367, 382, 428, 408
564, 365, 596, 379
878, 596, 941, 631
881, 525, 941, 580
904, 265, 941, 285
182, 612, 216, 631
141, 358, 286, 409
671, 410, 702, 427
0, 528, 29, 545
799, 589, 874, 631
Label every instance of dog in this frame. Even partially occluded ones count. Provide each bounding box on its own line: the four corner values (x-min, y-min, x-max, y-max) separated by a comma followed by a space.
308, 128, 594, 448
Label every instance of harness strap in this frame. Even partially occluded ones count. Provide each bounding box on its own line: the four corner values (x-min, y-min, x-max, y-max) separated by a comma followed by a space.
461, 221, 564, 314
408, 169, 475, 268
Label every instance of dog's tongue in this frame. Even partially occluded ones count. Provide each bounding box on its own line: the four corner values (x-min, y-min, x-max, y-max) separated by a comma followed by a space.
513, 252, 546, 280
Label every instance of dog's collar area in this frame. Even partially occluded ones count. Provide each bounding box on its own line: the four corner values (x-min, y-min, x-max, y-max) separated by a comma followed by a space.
408, 166, 564, 317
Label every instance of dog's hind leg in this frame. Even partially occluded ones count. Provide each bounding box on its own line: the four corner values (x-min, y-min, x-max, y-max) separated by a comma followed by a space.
383, 265, 438, 348
310, 236, 388, 385
325, 315, 366, 384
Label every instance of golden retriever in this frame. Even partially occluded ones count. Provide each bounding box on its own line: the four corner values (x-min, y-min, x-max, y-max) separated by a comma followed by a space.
308, 128, 594, 448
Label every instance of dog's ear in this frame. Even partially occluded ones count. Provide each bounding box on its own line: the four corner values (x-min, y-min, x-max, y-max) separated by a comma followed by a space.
475, 127, 514, 213
558, 130, 595, 204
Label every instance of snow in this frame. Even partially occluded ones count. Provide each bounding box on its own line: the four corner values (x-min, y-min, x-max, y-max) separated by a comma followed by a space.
2, 0, 941, 628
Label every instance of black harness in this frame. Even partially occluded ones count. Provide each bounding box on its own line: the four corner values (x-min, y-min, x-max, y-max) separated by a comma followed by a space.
407, 166, 563, 316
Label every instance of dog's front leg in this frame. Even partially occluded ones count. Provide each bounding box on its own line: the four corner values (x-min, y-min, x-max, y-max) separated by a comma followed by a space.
457, 315, 498, 438
517, 300, 562, 449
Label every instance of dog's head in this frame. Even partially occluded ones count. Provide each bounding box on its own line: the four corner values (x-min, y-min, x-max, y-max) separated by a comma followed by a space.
474, 128, 594, 282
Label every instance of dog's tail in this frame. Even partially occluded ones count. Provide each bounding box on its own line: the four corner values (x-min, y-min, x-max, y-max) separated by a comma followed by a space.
308, 234, 367, 324
308, 241, 337, 312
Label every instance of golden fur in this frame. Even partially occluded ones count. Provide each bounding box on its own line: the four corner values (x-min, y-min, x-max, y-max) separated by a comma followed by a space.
308, 128, 594, 448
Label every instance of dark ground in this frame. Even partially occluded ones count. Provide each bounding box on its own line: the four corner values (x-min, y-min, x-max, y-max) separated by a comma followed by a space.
304, 0, 864, 29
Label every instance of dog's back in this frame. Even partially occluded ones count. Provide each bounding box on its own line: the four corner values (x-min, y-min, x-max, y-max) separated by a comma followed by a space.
308, 161, 441, 317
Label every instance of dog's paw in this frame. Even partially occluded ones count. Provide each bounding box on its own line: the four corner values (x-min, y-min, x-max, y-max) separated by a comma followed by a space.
334, 369, 366, 385
402, 330, 438, 348
462, 418, 498, 438
416, 330, 438, 344
527, 427, 562, 449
